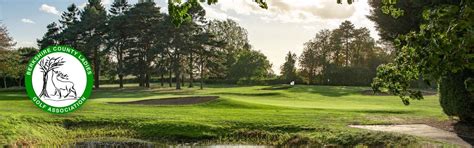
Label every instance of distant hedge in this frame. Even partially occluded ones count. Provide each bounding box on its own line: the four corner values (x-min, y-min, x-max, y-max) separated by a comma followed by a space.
439, 71, 474, 123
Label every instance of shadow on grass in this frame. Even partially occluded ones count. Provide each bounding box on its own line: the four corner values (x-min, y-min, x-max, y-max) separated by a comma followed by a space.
211, 92, 282, 97
351, 110, 415, 114
0, 91, 28, 100
288, 85, 362, 97
260, 85, 293, 90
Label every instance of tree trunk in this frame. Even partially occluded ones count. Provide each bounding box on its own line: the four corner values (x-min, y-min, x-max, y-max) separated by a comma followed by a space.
94, 48, 100, 89
176, 71, 181, 90
139, 74, 144, 87
145, 73, 150, 88
188, 53, 194, 88
119, 75, 123, 88
175, 53, 182, 90
200, 61, 204, 90
118, 48, 124, 88
169, 70, 172, 87
345, 39, 349, 67
181, 74, 185, 87
160, 73, 164, 87
145, 48, 151, 88
39, 72, 49, 97
3, 76, 6, 88
18, 77, 22, 87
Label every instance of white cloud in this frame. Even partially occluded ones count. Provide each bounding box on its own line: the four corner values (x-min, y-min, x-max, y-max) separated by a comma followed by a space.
303, 25, 317, 30
79, 2, 88, 9
212, 0, 355, 24
21, 18, 35, 24
13, 40, 37, 48
39, 4, 60, 15
203, 6, 240, 21
101, 0, 113, 5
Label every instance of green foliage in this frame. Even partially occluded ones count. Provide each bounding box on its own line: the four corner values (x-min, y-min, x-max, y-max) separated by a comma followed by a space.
372, 1, 473, 101
0, 46, 37, 88
380, 0, 404, 18
37, 23, 60, 49
206, 19, 251, 79
229, 50, 272, 81
280, 51, 299, 82
0, 23, 16, 88
299, 21, 391, 85
439, 71, 474, 122
371, 0, 473, 122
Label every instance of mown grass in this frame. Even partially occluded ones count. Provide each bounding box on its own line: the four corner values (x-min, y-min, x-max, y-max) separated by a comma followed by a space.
0, 84, 450, 146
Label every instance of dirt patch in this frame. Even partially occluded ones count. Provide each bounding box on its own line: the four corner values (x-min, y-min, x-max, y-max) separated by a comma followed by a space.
350, 124, 472, 147
360, 90, 437, 96
110, 96, 219, 105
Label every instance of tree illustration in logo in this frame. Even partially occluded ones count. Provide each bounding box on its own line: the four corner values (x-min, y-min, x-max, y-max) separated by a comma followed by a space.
38, 57, 65, 98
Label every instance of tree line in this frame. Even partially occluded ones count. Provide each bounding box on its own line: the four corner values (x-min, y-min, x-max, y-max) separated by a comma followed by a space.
0, 23, 38, 88
1, 0, 395, 89
36, 0, 272, 90
279, 21, 392, 86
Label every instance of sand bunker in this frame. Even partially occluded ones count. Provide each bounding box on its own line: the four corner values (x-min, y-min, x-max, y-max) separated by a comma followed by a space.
350, 124, 472, 147
110, 96, 219, 105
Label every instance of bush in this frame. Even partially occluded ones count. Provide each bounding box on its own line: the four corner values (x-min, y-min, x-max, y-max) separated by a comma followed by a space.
439, 70, 474, 123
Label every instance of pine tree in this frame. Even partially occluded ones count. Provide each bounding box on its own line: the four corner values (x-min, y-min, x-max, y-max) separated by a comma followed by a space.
37, 22, 60, 50
280, 51, 297, 82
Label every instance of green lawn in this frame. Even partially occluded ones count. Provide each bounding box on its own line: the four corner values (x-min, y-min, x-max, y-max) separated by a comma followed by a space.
0, 84, 449, 146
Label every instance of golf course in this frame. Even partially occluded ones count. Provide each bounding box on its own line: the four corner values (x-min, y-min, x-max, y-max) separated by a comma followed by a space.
1, 0, 474, 147
0, 84, 456, 147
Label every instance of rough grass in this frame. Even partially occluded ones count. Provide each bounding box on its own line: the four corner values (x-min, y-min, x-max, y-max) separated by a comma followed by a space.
0, 84, 450, 146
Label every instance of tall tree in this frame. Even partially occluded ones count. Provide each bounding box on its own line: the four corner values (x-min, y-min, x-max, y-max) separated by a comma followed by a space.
333, 21, 355, 67
229, 50, 271, 81
59, 4, 80, 29
37, 22, 60, 50
299, 22, 386, 86
105, 0, 131, 88
59, 4, 81, 48
206, 19, 250, 79
280, 51, 298, 82
0, 23, 15, 51
124, 2, 165, 88
299, 29, 331, 84
77, 0, 107, 89
0, 23, 16, 88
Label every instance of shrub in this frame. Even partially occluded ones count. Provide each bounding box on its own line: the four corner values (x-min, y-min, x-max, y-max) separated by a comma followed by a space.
439, 70, 474, 123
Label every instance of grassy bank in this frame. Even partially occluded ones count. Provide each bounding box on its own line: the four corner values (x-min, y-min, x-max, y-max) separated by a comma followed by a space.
0, 84, 449, 146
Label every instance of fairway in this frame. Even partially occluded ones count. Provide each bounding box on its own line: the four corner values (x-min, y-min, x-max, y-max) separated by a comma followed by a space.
0, 84, 450, 146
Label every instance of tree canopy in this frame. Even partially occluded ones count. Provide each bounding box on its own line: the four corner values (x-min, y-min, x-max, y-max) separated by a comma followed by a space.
371, 0, 473, 122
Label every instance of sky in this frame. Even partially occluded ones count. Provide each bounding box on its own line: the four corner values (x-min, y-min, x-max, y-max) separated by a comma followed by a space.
0, 0, 379, 74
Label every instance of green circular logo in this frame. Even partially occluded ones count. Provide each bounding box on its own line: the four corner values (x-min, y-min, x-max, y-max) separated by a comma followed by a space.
25, 46, 93, 114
